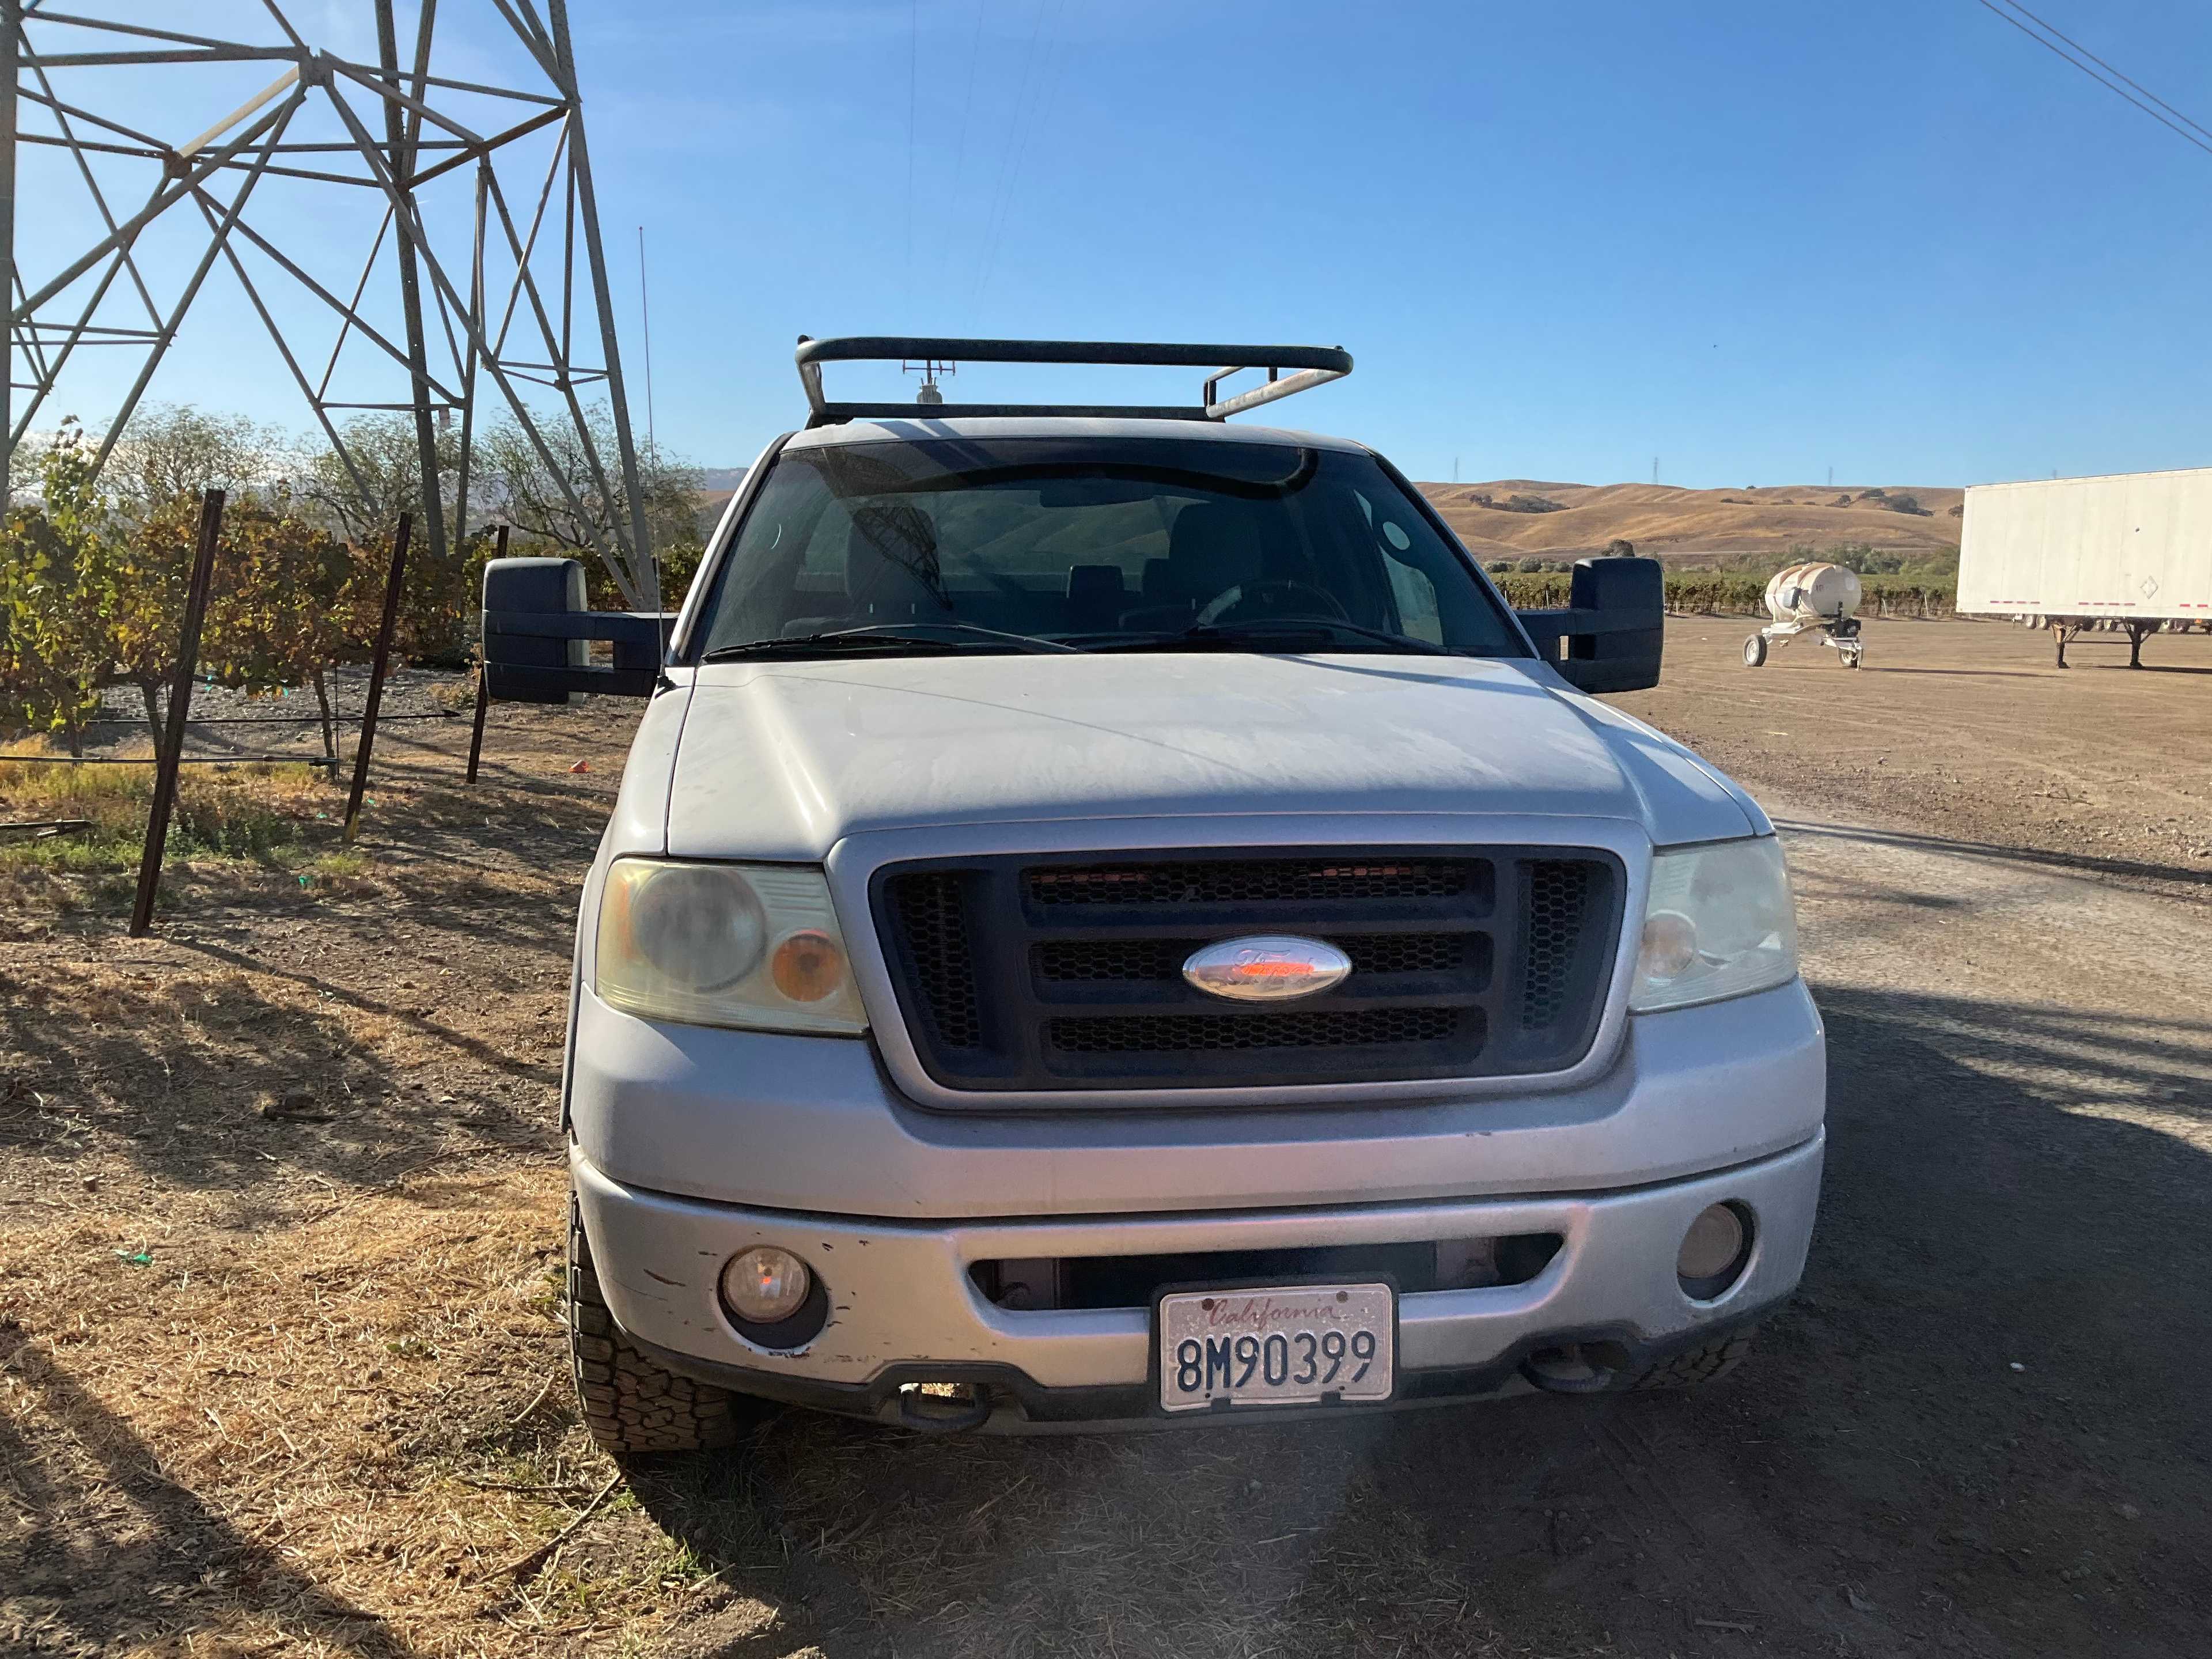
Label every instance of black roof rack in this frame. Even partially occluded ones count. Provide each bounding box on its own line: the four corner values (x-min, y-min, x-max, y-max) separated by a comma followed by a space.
793, 336, 1352, 427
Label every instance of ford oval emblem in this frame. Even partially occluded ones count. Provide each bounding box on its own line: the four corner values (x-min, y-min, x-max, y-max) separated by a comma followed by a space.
1183, 935, 1351, 1002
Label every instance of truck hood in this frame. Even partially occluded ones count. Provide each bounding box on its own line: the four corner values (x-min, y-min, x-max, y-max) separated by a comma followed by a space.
654, 653, 1760, 861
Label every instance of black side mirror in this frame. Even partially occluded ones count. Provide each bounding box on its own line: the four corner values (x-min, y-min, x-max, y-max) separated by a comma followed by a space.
1513, 556, 1665, 693
482, 555, 672, 701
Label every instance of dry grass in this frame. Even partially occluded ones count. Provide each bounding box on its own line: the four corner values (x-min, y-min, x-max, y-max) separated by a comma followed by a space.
0, 743, 338, 891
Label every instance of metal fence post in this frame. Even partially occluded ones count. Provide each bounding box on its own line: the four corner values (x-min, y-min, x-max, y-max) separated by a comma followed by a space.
342, 512, 411, 846
465, 522, 507, 783
129, 488, 225, 937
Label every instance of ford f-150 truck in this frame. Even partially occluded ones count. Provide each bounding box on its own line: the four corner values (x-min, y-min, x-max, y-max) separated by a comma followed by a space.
505, 338, 1823, 1452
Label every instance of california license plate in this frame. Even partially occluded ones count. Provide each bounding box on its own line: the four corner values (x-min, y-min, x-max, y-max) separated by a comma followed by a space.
1156, 1282, 1396, 1413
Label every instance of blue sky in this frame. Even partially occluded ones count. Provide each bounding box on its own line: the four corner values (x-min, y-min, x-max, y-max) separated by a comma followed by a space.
18, 1, 2212, 487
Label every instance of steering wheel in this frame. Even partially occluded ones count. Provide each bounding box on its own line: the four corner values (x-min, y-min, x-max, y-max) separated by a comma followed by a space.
1194, 579, 1351, 628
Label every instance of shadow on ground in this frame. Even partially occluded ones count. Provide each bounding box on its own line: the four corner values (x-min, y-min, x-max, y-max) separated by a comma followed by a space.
616, 984, 2212, 1659
0, 1321, 422, 1657
1777, 817, 2212, 890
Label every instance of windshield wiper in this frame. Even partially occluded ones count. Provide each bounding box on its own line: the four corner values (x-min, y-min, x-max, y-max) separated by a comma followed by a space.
1084, 618, 1453, 656
700, 622, 1080, 661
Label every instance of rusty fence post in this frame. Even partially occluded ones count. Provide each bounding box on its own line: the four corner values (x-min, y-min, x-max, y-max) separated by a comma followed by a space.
465, 522, 507, 783
129, 488, 226, 937
342, 512, 411, 847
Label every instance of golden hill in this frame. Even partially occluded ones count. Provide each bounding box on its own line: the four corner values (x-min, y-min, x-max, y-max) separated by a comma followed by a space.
1418, 480, 1964, 565
694, 475, 1965, 566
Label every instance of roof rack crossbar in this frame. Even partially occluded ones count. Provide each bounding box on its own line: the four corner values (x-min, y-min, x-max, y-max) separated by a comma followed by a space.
793, 336, 1351, 426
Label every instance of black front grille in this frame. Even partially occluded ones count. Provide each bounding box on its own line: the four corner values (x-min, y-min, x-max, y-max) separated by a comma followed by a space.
1051, 1006, 1469, 1054
874, 846, 1621, 1097
889, 872, 985, 1051
1029, 858, 1475, 907
1524, 860, 1596, 1028
1035, 932, 1478, 983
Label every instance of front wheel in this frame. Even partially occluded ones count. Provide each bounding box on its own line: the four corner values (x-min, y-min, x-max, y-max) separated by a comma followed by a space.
1742, 633, 1768, 668
569, 1193, 751, 1455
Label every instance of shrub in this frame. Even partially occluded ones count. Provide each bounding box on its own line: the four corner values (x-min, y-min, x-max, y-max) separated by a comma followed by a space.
1494, 572, 1570, 608
0, 422, 120, 755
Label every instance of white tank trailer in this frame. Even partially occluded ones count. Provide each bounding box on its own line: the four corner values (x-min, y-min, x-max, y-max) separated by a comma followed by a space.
1741, 562, 1865, 669
1960, 468, 2212, 668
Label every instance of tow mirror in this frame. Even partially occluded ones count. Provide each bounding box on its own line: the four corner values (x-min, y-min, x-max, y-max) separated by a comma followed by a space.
1513, 556, 1664, 693
482, 556, 673, 701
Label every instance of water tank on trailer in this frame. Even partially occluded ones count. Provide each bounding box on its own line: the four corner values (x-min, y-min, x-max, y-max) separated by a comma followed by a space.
1764, 562, 1862, 624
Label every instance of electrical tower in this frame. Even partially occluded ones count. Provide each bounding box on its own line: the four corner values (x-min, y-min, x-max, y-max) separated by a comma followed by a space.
2, 1, 656, 606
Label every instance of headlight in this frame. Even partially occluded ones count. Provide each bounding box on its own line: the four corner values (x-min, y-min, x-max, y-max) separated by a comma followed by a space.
596, 858, 866, 1034
1629, 836, 1798, 1013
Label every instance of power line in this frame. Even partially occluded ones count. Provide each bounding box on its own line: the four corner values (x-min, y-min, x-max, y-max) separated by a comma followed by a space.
1971, 0, 2212, 159
1997, 0, 2212, 143
972, 0, 1055, 308
941, 0, 987, 292
976, 0, 1069, 305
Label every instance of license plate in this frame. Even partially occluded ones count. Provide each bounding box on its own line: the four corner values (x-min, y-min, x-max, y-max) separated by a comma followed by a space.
1156, 1282, 1396, 1413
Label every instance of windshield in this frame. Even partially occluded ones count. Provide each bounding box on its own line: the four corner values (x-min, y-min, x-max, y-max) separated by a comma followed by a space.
687, 437, 1529, 660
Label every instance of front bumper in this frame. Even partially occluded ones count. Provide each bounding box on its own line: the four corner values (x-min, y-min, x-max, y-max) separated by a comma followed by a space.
571, 1128, 1823, 1431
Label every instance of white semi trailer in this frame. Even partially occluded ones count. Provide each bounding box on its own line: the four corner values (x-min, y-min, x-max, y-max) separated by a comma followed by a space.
1960, 468, 2212, 668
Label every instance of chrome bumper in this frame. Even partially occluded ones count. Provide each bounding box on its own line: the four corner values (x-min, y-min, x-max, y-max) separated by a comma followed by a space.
570, 1130, 1823, 1428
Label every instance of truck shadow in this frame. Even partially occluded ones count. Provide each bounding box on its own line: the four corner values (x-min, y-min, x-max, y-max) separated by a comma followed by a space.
1777, 816, 2212, 890
630, 982, 2212, 1659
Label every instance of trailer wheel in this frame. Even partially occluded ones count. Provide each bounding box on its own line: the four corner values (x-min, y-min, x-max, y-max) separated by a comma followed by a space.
1742, 634, 1767, 668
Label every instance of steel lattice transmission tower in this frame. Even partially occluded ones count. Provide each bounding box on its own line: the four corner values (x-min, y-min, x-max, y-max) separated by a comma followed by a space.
2, 0, 657, 606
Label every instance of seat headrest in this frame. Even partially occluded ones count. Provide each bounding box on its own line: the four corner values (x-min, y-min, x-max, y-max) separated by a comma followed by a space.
1166, 502, 1267, 599
1066, 564, 1126, 604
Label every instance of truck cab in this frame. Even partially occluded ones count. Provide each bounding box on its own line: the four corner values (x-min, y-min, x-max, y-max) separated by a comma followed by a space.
539, 339, 1824, 1450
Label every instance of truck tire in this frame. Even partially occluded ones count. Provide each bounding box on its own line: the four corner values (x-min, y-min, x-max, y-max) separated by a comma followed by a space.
568, 1194, 747, 1454
1632, 1327, 1756, 1390
1742, 634, 1767, 668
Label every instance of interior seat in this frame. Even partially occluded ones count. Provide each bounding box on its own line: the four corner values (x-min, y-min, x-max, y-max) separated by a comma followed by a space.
1120, 503, 1273, 629
1065, 564, 1128, 634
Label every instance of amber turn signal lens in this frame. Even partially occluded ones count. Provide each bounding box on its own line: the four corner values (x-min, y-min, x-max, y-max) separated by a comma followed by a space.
770, 929, 845, 1002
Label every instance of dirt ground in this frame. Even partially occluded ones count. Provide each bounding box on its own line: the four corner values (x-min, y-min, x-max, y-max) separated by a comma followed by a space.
3, 617, 2209, 1657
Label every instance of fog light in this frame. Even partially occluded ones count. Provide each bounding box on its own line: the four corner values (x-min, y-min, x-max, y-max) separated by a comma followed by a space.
721, 1246, 812, 1324
1676, 1203, 1750, 1297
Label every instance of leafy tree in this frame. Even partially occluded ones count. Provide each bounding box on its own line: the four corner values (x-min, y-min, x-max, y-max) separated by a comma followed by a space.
202, 503, 363, 757
294, 414, 485, 661
103, 495, 195, 741
295, 413, 460, 544
104, 403, 283, 518
118, 496, 368, 756
474, 406, 700, 607
0, 421, 122, 755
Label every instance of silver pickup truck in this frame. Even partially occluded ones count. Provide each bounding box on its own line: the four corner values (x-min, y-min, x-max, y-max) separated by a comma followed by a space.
518, 338, 1823, 1453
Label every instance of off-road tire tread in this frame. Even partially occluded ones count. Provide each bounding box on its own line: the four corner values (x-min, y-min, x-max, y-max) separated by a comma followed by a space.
568, 1195, 743, 1453
1633, 1328, 1755, 1390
